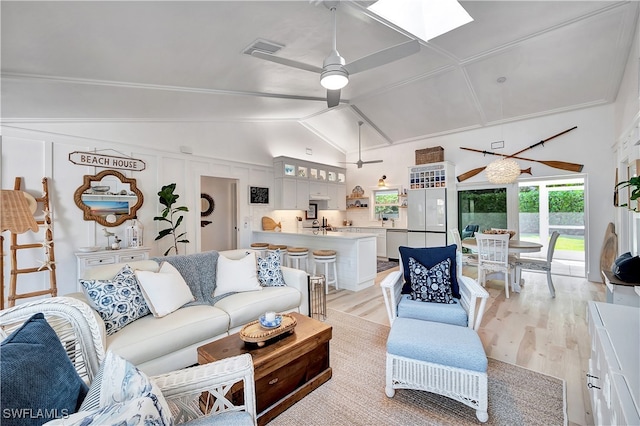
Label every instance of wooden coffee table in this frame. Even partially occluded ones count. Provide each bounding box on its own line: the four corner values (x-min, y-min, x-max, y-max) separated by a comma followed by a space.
197, 312, 332, 425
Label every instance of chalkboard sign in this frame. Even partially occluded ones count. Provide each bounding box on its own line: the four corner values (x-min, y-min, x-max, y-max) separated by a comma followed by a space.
249, 186, 269, 205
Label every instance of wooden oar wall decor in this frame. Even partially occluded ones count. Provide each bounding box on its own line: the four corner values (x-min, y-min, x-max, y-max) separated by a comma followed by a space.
457, 126, 579, 182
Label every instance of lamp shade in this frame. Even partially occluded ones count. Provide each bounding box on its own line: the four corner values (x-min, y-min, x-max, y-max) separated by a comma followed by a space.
1, 190, 39, 233
485, 158, 520, 184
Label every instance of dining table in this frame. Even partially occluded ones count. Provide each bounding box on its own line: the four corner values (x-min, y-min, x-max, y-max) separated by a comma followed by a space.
461, 237, 543, 292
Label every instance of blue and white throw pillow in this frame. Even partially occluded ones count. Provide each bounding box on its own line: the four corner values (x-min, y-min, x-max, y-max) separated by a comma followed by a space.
408, 257, 455, 304
52, 351, 172, 426
80, 265, 150, 335
257, 250, 286, 287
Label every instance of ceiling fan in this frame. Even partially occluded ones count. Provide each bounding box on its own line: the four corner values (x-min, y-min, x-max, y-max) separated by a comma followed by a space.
250, 0, 420, 108
343, 121, 383, 168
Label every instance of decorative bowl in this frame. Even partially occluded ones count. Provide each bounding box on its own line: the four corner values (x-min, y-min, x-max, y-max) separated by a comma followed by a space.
483, 229, 516, 239
259, 314, 282, 329
78, 246, 101, 253
91, 185, 110, 193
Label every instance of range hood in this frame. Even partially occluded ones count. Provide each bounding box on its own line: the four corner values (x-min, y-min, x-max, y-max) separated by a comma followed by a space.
309, 194, 331, 201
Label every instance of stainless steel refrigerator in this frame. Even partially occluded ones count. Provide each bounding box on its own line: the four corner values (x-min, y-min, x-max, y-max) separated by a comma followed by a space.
406, 163, 457, 248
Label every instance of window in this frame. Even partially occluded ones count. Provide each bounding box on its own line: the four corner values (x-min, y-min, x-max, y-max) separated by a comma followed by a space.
457, 187, 507, 234
374, 189, 400, 220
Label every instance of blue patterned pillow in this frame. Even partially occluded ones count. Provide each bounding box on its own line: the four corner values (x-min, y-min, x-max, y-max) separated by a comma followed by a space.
80, 265, 150, 335
408, 257, 455, 304
257, 250, 286, 287
399, 245, 460, 298
53, 351, 172, 426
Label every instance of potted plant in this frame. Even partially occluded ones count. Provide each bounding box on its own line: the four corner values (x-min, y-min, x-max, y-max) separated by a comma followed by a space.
154, 183, 189, 255
616, 176, 640, 211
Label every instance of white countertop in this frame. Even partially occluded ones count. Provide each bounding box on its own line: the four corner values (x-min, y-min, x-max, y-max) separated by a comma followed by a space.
254, 229, 378, 239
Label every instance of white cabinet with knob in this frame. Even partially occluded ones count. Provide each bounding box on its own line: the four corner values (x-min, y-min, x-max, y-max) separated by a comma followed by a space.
75, 247, 151, 291
587, 301, 639, 426
274, 178, 310, 210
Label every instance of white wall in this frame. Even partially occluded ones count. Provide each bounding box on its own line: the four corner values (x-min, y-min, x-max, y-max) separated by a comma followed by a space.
345, 104, 616, 282
613, 18, 640, 257
200, 176, 236, 252
1, 127, 278, 300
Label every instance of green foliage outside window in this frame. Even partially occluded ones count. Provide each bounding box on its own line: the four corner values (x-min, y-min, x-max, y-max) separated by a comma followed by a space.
518, 185, 584, 213
374, 189, 399, 219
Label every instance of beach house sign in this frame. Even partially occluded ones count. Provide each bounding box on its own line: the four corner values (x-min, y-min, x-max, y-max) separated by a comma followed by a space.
69, 151, 146, 172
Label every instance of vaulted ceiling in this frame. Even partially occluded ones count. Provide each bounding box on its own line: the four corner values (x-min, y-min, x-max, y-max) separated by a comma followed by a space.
1, 1, 638, 156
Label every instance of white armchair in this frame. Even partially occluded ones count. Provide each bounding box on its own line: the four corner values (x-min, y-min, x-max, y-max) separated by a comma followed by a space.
0, 297, 257, 425
381, 251, 489, 331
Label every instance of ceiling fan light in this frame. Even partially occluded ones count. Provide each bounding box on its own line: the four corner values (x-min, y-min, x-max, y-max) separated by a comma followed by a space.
320, 69, 349, 90
485, 158, 520, 184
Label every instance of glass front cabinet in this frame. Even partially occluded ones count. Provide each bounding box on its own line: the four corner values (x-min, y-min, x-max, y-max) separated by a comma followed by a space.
274, 156, 346, 210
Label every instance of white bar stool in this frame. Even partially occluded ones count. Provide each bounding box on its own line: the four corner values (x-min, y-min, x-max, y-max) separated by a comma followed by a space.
287, 247, 309, 272
268, 244, 288, 265
312, 249, 338, 294
250, 242, 269, 258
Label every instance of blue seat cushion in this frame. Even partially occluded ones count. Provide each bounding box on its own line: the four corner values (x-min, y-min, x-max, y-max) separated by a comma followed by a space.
397, 294, 468, 327
387, 317, 487, 373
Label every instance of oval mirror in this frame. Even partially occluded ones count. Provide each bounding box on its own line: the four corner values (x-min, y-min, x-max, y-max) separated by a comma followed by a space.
74, 170, 144, 227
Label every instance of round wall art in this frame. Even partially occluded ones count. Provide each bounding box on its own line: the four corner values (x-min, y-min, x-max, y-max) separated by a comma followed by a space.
201, 193, 214, 217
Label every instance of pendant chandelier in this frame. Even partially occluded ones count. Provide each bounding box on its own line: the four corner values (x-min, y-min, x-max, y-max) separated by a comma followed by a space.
485, 158, 521, 184
486, 77, 520, 184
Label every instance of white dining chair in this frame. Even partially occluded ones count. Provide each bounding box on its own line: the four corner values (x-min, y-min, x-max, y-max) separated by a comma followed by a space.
513, 231, 560, 298
450, 228, 478, 267
475, 232, 512, 298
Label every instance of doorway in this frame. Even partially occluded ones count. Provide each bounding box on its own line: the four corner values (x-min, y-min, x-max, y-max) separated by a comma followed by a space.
200, 176, 238, 252
518, 177, 586, 278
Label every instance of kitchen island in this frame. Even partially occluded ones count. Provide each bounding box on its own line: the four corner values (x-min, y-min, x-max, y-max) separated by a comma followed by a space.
253, 230, 377, 292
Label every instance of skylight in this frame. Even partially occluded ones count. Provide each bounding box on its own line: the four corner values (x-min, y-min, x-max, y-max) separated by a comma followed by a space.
367, 0, 473, 42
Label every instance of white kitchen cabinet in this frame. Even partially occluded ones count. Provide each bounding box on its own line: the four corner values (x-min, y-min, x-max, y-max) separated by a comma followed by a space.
309, 181, 328, 198
352, 227, 386, 257
274, 156, 345, 210
327, 184, 346, 210
75, 246, 150, 291
386, 229, 408, 260
587, 301, 639, 426
406, 230, 447, 248
274, 178, 309, 210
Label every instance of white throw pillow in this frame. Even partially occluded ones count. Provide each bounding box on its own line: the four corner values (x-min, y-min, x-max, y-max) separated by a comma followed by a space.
135, 262, 195, 317
214, 252, 262, 297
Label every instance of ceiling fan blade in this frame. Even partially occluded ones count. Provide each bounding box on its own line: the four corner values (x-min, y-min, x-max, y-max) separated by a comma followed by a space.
361, 160, 383, 164
327, 89, 341, 108
251, 51, 323, 74
343, 40, 420, 75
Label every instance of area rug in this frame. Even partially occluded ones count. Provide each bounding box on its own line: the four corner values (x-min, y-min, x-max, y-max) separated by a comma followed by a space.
377, 258, 399, 273
268, 309, 566, 426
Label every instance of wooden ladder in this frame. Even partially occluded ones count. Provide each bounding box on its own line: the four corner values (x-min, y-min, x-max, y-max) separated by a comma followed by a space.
7, 177, 57, 307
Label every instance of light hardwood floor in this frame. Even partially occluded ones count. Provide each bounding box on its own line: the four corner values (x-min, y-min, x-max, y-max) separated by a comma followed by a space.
326, 266, 605, 426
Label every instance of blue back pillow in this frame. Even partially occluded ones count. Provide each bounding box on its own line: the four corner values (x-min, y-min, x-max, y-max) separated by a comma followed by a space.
399, 244, 460, 298
0, 313, 89, 425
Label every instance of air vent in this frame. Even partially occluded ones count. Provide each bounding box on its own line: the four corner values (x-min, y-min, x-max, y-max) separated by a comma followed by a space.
242, 39, 284, 55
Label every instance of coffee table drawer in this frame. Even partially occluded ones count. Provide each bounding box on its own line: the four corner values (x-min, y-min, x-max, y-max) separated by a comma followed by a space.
256, 350, 310, 412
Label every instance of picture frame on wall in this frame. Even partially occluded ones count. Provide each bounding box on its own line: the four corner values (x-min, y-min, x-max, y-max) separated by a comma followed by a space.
249, 186, 269, 205
306, 203, 318, 220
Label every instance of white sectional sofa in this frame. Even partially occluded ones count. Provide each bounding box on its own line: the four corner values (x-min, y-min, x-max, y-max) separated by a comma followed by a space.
68, 249, 309, 376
